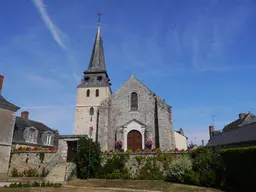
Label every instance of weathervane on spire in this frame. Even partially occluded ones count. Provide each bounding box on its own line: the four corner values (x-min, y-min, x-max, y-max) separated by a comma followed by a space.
98, 11, 102, 26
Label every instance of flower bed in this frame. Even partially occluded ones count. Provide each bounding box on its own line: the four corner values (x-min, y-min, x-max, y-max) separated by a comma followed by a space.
12, 145, 56, 152
104, 148, 192, 154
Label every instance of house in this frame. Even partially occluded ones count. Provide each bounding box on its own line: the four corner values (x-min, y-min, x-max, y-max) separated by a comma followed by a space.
12, 111, 59, 149
207, 112, 256, 147
0, 75, 20, 175
174, 128, 188, 150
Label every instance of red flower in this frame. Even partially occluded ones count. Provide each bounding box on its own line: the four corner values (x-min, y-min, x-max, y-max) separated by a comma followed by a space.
34, 147, 38, 151
18, 146, 22, 150
26, 147, 30, 151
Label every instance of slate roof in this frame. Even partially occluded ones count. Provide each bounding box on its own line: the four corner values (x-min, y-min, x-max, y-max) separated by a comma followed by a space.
207, 113, 256, 146
12, 116, 59, 147
84, 24, 106, 73
207, 122, 256, 146
0, 95, 20, 112
222, 113, 250, 132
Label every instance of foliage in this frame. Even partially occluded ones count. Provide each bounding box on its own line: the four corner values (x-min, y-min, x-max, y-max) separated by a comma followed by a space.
97, 154, 131, 179
8, 181, 61, 188
165, 154, 192, 183
11, 168, 19, 177
39, 152, 45, 163
136, 156, 164, 180
75, 136, 101, 179
40, 167, 50, 177
221, 146, 256, 191
190, 147, 224, 188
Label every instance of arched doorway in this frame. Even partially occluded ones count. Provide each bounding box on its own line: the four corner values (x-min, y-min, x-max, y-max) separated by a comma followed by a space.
127, 130, 142, 151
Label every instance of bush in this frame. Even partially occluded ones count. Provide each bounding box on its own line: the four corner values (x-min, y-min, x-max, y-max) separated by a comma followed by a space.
97, 154, 131, 179
11, 168, 19, 177
165, 154, 192, 183
190, 147, 224, 188
136, 156, 163, 180
183, 169, 200, 185
8, 181, 62, 188
221, 146, 256, 191
23, 167, 38, 177
75, 136, 101, 179
40, 167, 50, 177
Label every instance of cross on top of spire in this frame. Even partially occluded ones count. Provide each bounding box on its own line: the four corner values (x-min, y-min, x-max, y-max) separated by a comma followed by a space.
98, 11, 102, 25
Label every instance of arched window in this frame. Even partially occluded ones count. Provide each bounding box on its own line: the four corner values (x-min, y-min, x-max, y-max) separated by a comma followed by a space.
130, 92, 138, 111
24, 127, 38, 143
90, 107, 94, 116
86, 89, 90, 97
96, 89, 99, 97
42, 131, 54, 146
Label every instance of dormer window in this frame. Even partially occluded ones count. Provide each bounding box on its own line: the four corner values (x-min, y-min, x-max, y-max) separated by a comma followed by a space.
97, 76, 102, 82
24, 127, 38, 144
42, 131, 54, 146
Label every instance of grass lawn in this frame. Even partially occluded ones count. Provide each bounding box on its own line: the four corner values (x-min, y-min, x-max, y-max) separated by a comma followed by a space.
0, 179, 223, 192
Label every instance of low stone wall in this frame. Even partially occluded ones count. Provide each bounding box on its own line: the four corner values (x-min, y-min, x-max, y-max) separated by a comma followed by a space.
9, 152, 58, 176
101, 152, 185, 179
8, 139, 68, 176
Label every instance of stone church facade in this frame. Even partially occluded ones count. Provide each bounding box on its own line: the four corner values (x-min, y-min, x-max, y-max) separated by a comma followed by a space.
73, 20, 176, 151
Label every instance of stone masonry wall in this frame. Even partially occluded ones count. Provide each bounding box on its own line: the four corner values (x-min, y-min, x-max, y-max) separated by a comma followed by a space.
0, 108, 16, 174
8, 138, 68, 176
157, 97, 176, 149
107, 76, 156, 150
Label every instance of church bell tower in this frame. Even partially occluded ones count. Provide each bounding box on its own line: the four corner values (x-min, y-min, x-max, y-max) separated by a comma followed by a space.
73, 12, 112, 140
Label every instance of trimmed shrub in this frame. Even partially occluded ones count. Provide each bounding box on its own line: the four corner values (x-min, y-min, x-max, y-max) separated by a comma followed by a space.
165, 154, 192, 183
221, 146, 256, 191
190, 147, 224, 188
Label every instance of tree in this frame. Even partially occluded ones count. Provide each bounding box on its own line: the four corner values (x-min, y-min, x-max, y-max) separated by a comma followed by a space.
75, 136, 101, 179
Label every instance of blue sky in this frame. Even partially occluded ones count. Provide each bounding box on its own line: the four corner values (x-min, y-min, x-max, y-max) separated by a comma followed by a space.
1, 0, 256, 145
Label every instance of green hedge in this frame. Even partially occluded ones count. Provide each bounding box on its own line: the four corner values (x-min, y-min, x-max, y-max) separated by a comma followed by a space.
221, 146, 256, 191
75, 137, 256, 191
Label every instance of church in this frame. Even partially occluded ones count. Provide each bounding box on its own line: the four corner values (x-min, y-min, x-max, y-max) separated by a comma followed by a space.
73, 17, 181, 152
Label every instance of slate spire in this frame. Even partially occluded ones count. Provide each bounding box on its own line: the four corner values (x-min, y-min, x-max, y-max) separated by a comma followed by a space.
85, 11, 106, 73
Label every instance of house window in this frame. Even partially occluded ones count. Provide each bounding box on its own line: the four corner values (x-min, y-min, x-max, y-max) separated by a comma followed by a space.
24, 128, 38, 143
90, 107, 94, 116
42, 131, 54, 146
96, 89, 99, 97
46, 133, 53, 146
86, 89, 90, 97
130, 92, 138, 111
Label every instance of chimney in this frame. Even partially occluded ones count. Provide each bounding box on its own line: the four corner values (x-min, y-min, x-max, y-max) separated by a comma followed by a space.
21, 111, 29, 120
0, 75, 4, 94
209, 125, 214, 138
239, 113, 246, 119
202, 140, 204, 146
179, 128, 184, 136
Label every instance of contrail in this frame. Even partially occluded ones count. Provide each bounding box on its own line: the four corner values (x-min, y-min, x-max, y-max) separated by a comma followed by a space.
32, 0, 66, 50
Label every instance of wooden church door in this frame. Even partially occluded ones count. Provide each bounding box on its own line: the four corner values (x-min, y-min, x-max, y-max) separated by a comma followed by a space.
127, 130, 142, 151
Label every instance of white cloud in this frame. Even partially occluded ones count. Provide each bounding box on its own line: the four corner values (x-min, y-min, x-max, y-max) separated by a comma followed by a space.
31, 0, 80, 80
32, 0, 66, 50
